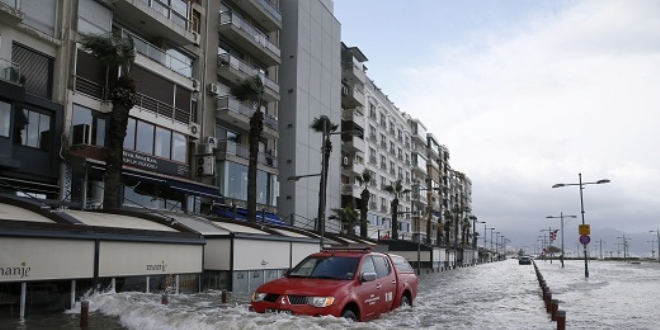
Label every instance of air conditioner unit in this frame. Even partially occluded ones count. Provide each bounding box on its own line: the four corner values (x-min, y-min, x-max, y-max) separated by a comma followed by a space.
341, 86, 349, 95
196, 155, 215, 176
204, 136, 218, 146
343, 157, 349, 165
189, 123, 201, 138
192, 79, 201, 92
191, 31, 200, 45
72, 124, 92, 145
207, 83, 220, 95
197, 143, 214, 155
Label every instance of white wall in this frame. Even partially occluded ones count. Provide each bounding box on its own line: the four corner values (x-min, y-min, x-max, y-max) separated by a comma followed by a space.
99, 241, 203, 277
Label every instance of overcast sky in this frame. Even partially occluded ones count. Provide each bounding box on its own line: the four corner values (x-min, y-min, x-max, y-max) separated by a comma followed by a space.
334, 0, 660, 239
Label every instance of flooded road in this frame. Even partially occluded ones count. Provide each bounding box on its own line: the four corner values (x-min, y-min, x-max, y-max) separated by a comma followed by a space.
2, 259, 658, 329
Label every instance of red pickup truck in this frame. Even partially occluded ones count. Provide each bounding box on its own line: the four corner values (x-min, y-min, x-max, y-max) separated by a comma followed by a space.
250, 247, 418, 322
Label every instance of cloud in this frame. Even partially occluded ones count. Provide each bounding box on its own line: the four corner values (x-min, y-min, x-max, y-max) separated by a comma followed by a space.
395, 0, 660, 231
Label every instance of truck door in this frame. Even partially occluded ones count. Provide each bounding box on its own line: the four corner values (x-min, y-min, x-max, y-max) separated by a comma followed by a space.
373, 254, 397, 313
355, 256, 381, 320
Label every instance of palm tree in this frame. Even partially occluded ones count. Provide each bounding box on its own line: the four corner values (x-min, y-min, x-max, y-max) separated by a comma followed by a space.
443, 210, 453, 246
329, 204, 359, 236
461, 217, 471, 247
229, 75, 265, 222
355, 169, 372, 238
310, 115, 338, 232
384, 179, 410, 240
79, 33, 135, 210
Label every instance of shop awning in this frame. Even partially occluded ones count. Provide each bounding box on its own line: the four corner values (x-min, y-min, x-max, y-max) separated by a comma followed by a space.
168, 179, 224, 202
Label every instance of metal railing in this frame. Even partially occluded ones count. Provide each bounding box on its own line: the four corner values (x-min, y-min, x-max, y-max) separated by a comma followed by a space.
219, 12, 280, 57
216, 96, 278, 130
74, 76, 106, 100
256, 0, 281, 22
122, 29, 193, 78
217, 54, 278, 94
139, 0, 190, 31
0, 0, 19, 9
135, 92, 190, 124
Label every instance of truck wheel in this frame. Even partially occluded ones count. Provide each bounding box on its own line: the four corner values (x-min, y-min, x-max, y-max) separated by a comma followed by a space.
341, 309, 357, 321
399, 295, 411, 307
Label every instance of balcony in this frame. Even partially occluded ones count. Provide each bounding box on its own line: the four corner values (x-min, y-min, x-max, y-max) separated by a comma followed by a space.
218, 12, 281, 66
342, 59, 366, 85
231, 0, 282, 31
341, 84, 364, 108
111, 0, 198, 46
369, 202, 377, 210
341, 107, 365, 129
380, 205, 388, 213
135, 92, 190, 124
0, 0, 24, 25
216, 96, 279, 139
0, 58, 20, 84
411, 160, 426, 176
217, 54, 279, 102
123, 29, 193, 78
341, 183, 360, 198
341, 135, 365, 153
341, 156, 365, 177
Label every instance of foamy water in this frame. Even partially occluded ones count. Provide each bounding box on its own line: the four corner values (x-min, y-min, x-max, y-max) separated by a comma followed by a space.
3, 259, 659, 329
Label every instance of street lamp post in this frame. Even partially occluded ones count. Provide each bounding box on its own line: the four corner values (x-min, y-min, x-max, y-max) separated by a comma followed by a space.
650, 230, 660, 263
495, 232, 500, 260
547, 213, 577, 268
487, 227, 495, 262
552, 173, 610, 278
647, 240, 656, 259
288, 173, 322, 246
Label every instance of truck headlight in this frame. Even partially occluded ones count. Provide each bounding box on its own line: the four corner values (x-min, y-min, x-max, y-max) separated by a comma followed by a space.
308, 296, 335, 308
251, 292, 267, 302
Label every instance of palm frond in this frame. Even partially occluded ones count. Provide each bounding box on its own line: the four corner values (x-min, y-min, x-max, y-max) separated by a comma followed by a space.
310, 115, 339, 134
80, 33, 135, 74
229, 75, 265, 104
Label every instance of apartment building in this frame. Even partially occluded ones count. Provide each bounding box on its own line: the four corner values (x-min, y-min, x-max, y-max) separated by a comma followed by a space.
277, 0, 343, 230
205, 0, 282, 219
338, 42, 367, 233
358, 79, 414, 239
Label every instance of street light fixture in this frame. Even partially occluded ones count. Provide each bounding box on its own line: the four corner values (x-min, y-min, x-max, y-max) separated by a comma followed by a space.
552, 173, 610, 278
650, 230, 660, 263
547, 213, 577, 268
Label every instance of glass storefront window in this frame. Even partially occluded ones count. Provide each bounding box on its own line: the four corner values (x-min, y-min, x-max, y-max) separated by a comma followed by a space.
15, 109, 51, 150
136, 121, 154, 154
124, 118, 136, 150
172, 132, 187, 163
155, 127, 172, 159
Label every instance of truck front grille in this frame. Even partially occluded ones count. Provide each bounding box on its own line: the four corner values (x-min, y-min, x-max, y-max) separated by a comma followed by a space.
264, 294, 280, 303
287, 295, 308, 305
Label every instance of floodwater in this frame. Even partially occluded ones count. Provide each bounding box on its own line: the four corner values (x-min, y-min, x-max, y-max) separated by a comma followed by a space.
2, 259, 659, 329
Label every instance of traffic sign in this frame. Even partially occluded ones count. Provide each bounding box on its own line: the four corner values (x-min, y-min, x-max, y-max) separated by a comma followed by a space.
579, 224, 590, 236
579, 235, 591, 245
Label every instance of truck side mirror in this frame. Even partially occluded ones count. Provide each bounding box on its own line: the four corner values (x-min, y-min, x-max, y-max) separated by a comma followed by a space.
284, 268, 292, 276
360, 272, 377, 283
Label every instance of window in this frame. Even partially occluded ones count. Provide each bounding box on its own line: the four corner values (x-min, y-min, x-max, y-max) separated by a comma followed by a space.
124, 118, 136, 150
154, 127, 172, 159
136, 121, 155, 154
373, 256, 392, 279
360, 256, 376, 274
0, 101, 10, 137
172, 132, 187, 163
14, 108, 51, 150
72, 104, 106, 146
216, 125, 240, 143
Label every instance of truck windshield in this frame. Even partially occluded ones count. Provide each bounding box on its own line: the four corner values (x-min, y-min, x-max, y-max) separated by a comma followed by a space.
288, 256, 359, 280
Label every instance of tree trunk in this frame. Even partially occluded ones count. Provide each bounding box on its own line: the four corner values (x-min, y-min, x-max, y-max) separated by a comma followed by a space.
246, 109, 264, 222
426, 214, 433, 245
317, 137, 332, 232
103, 76, 134, 210
390, 198, 398, 240
360, 189, 369, 237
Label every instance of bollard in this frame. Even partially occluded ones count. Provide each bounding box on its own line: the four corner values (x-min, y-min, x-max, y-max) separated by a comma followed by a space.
161, 293, 168, 305
221, 289, 227, 304
545, 291, 552, 313
556, 310, 566, 330
551, 299, 559, 321
80, 300, 89, 328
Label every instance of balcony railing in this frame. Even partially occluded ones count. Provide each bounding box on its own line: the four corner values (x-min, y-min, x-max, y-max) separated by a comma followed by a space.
219, 12, 280, 58
74, 76, 106, 100
217, 54, 278, 94
139, 0, 190, 31
135, 92, 191, 124
380, 205, 388, 213
257, 0, 282, 22
0, 58, 20, 84
217, 140, 249, 159
122, 29, 192, 78
0, 0, 19, 9
216, 96, 278, 130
